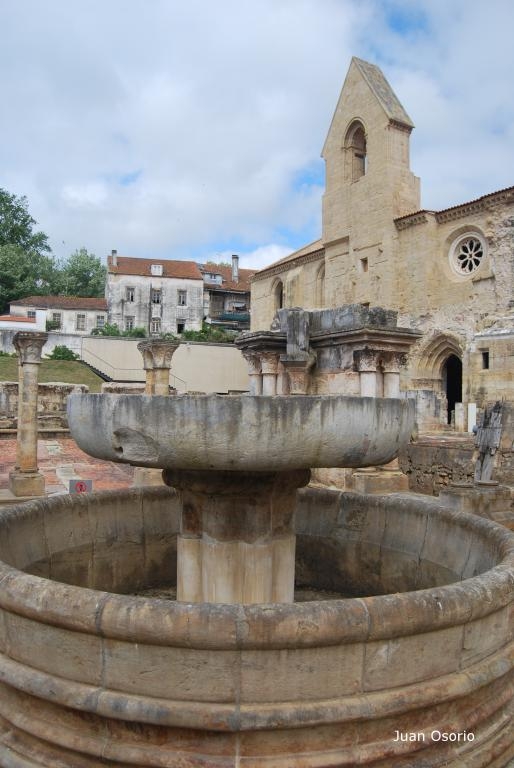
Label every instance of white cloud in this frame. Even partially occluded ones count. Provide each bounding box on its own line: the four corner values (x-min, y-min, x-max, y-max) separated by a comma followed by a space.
208, 245, 293, 272
0, 0, 512, 268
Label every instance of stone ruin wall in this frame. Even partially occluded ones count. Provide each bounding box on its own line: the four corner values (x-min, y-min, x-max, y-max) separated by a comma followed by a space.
0, 382, 88, 431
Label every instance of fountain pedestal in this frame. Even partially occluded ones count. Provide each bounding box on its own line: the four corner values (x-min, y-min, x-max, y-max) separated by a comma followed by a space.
165, 468, 310, 603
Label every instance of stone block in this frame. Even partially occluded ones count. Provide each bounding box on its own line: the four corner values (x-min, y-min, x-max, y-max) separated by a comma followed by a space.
8, 470, 45, 498
240, 643, 364, 703
363, 625, 464, 690
352, 470, 409, 494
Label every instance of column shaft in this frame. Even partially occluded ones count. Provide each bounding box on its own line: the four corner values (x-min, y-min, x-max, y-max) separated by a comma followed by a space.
165, 469, 309, 604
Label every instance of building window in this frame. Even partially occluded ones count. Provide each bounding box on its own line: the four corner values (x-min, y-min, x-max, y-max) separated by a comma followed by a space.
345, 120, 367, 181
126, 287, 135, 302
178, 290, 187, 306
481, 350, 490, 370
449, 232, 486, 277
360, 257, 368, 273
27, 310, 36, 318
76, 313, 86, 331
151, 264, 163, 276
151, 318, 161, 334
125, 316, 134, 331
272, 279, 283, 312
177, 321, 185, 333
51, 312, 62, 328
315, 263, 325, 307
151, 289, 161, 304
96, 315, 105, 328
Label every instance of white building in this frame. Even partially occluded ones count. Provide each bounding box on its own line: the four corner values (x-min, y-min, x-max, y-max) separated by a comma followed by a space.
106, 251, 204, 335
9, 296, 108, 335
0, 310, 46, 332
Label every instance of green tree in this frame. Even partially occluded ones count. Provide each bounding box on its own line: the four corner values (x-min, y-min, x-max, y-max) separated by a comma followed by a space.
0, 188, 58, 313
0, 244, 58, 314
57, 248, 106, 298
0, 188, 51, 256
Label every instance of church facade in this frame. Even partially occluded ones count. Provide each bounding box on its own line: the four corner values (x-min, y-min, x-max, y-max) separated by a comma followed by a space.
250, 58, 514, 429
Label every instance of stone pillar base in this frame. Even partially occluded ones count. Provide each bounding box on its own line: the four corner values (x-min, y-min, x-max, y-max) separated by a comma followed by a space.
132, 467, 164, 487
8, 470, 45, 497
352, 469, 409, 495
164, 468, 310, 604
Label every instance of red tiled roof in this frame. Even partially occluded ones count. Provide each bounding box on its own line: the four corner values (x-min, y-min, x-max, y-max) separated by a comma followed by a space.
10, 295, 108, 310
108, 255, 203, 280
200, 263, 255, 292
0, 314, 36, 323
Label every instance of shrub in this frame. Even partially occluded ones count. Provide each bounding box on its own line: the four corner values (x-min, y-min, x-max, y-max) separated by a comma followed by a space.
123, 326, 146, 338
46, 345, 80, 361
91, 322, 121, 336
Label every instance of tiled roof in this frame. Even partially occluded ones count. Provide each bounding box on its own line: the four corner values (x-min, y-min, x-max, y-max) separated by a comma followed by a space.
108, 255, 203, 280
199, 263, 255, 292
0, 315, 36, 323
394, 185, 514, 228
10, 295, 108, 310
352, 58, 414, 129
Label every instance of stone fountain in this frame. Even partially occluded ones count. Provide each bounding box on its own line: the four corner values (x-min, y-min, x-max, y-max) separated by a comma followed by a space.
0, 389, 512, 766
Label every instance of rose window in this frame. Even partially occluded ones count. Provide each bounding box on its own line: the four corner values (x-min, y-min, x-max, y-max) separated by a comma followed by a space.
455, 237, 483, 273
449, 233, 486, 277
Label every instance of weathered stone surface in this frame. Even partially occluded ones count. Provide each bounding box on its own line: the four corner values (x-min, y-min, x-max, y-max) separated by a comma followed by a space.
0, 487, 512, 765
68, 393, 415, 471
8, 331, 48, 497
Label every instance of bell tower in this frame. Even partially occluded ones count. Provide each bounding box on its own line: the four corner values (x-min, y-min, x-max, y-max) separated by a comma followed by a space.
322, 57, 420, 249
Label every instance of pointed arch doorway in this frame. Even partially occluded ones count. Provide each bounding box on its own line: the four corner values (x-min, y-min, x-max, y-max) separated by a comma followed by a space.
443, 354, 462, 425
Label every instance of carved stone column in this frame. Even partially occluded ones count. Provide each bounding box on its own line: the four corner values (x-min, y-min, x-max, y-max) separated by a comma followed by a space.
134, 340, 180, 486
137, 339, 180, 395
354, 350, 379, 397
260, 352, 280, 396
241, 352, 262, 395
383, 354, 403, 398
9, 332, 48, 497
166, 468, 310, 604
276, 360, 290, 395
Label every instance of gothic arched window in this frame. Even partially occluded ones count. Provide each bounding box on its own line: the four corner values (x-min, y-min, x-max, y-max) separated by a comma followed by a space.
345, 120, 367, 181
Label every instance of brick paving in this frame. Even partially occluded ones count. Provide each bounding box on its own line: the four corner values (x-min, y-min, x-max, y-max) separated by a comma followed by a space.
0, 437, 134, 494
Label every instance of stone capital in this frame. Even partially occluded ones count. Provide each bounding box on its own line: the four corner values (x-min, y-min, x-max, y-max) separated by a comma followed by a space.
241, 351, 262, 375
13, 332, 48, 365
353, 348, 379, 373
280, 354, 316, 395
259, 351, 281, 375
137, 339, 180, 370
381, 350, 406, 374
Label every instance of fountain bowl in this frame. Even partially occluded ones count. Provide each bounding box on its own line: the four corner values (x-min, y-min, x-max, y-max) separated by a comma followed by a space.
67, 393, 415, 471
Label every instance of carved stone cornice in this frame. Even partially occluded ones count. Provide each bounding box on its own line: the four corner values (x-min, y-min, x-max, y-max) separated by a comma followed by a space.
251, 248, 325, 282
394, 211, 431, 231
235, 331, 286, 353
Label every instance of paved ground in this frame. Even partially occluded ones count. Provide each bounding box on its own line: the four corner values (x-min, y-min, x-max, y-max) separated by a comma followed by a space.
0, 437, 135, 496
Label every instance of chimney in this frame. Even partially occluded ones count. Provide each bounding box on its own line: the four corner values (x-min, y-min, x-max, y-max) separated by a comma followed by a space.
111, 249, 117, 267
231, 254, 239, 283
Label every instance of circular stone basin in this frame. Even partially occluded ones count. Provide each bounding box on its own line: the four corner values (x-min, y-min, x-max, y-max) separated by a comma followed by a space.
0, 487, 512, 766
67, 393, 415, 470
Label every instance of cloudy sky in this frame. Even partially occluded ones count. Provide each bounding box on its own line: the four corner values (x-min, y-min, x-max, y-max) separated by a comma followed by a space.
1, 0, 513, 270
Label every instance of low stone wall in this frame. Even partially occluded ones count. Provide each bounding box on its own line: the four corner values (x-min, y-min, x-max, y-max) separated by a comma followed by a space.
0, 486, 512, 766
400, 435, 475, 495
0, 381, 88, 431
